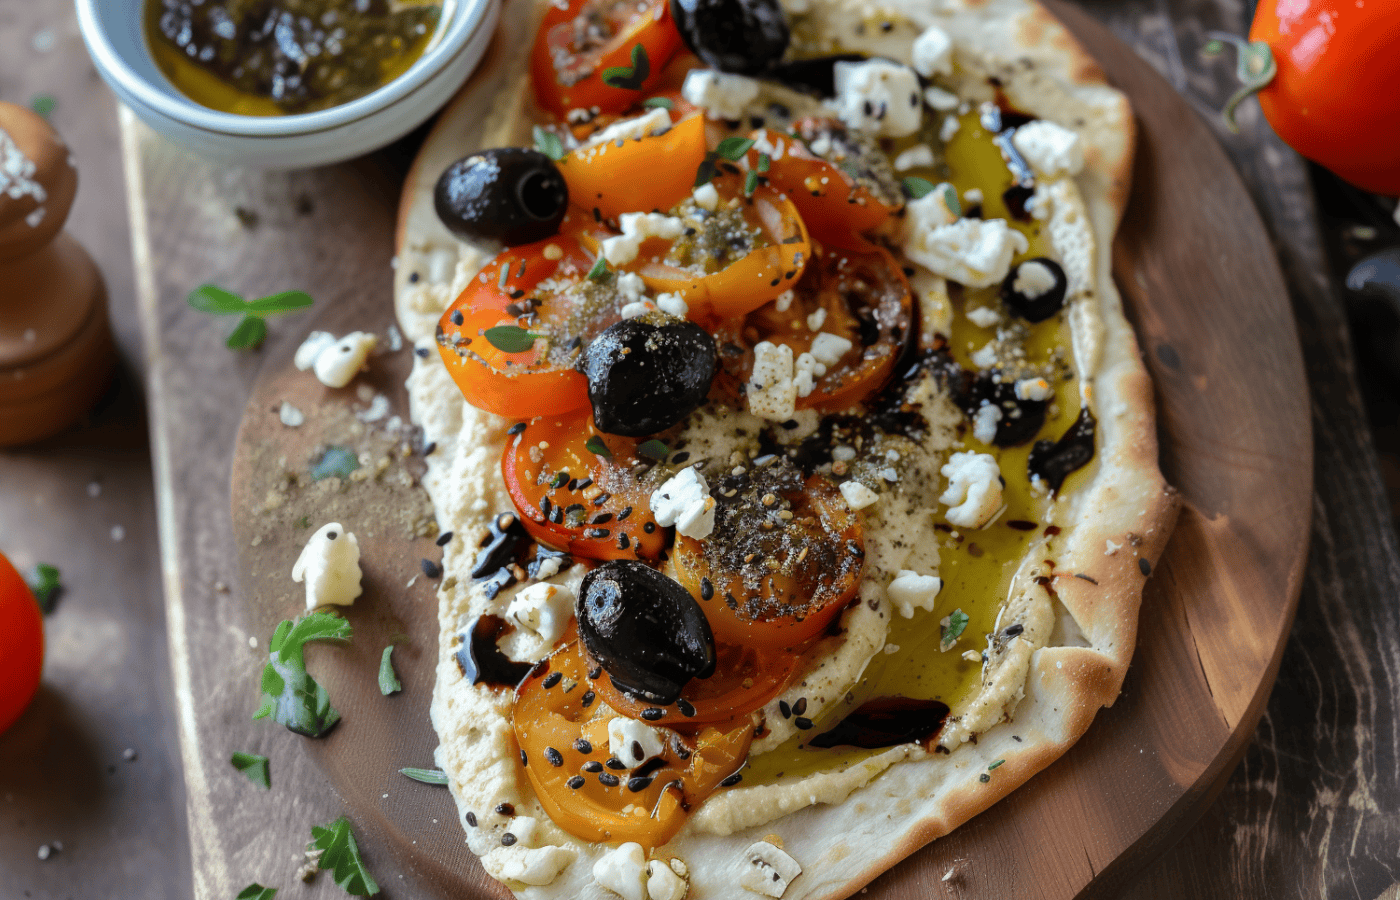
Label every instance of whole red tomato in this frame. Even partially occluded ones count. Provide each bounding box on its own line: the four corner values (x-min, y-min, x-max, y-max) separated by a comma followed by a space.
1214, 2, 1400, 195
0, 552, 44, 733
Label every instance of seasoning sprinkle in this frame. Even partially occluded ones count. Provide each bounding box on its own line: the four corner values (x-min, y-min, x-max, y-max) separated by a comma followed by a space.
435, 531, 453, 546
543, 671, 562, 688
598, 773, 621, 787
567, 775, 585, 789
641, 707, 665, 721
574, 739, 593, 754
544, 747, 564, 767
421, 559, 442, 578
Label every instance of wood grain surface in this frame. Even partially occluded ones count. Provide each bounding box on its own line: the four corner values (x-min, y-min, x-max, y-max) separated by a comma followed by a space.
220, 5, 1310, 899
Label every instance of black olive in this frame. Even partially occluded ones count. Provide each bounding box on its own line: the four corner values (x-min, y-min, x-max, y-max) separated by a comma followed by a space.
433, 148, 568, 246
958, 370, 1048, 447
766, 53, 867, 98
580, 318, 717, 437
1000, 258, 1068, 323
670, 0, 789, 76
577, 561, 716, 705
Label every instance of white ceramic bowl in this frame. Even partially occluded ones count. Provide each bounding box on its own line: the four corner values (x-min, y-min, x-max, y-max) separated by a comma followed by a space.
76, 0, 500, 169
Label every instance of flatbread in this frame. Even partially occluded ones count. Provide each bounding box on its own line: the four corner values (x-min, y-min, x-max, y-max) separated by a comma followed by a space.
393, 0, 1177, 896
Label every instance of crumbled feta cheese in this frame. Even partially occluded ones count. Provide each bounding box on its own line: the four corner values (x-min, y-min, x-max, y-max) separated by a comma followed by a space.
746, 341, 798, 421
1013, 259, 1059, 299
594, 843, 648, 900
279, 401, 305, 427
616, 271, 647, 303
830, 59, 923, 138
792, 351, 820, 398
840, 480, 879, 511
580, 108, 672, 151
939, 114, 960, 143
904, 218, 1029, 288
893, 145, 935, 172
292, 523, 363, 611
924, 86, 959, 111
682, 70, 761, 121
602, 213, 685, 266
808, 332, 852, 367
739, 841, 802, 898
300, 332, 376, 388
965, 306, 1000, 328
887, 569, 943, 618
506, 582, 574, 647
773, 289, 795, 312
646, 859, 688, 900
805, 307, 827, 331
1011, 121, 1084, 177
534, 555, 564, 581
1015, 377, 1053, 402
940, 452, 1003, 529
1105, 539, 1121, 555
656, 292, 689, 318
831, 445, 857, 462
294, 331, 336, 370
489, 845, 577, 885
902, 186, 960, 247
620, 301, 652, 319
911, 25, 954, 77
608, 717, 669, 768
692, 182, 720, 211
972, 401, 1002, 443
963, 188, 984, 205
970, 342, 999, 370
650, 466, 716, 539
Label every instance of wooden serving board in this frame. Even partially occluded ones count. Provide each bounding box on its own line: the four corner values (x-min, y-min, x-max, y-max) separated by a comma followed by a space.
215, 3, 1312, 898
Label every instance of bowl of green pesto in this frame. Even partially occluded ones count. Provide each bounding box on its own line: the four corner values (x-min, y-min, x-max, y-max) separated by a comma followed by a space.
77, 0, 500, 168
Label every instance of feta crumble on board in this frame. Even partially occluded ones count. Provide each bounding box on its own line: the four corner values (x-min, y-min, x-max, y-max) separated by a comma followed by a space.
940, 452, 1003, 529
1013, 258, 1059, 299
911, 24, 954, 77
904, 218, 1029, 288
972, 401, 1002, 444
887, 569, 943, 618
965, 305, 1001, 328
291, 523, 363, 611
295, 330, 377, 388
740, 841, 802, 898
692, 182, 720, 211
830, 59, 923, 138
594, 842, 649, 900
682, 69, 760, 121
650, 467, 716, 539
808, 332, 852, 367
892, 144, 935, 172
1011, 120, 1085, 177
608, 717, 669, 768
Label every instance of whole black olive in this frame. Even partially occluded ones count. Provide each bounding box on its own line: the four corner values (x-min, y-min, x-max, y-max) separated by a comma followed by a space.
1000, 257, 1068, 323
959, 370, 1048, 447
433, 148, 568, 246
581, 318, 717, 437
577, 560, 716, 705
670, 0, 790, 75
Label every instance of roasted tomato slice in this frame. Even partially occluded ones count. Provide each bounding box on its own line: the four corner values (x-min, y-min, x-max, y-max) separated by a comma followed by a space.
586, 638, 800, 726
715, 243, 913, 411
0, 552, 44, 735
579, 171, 810, 322
437, 222, 609, 418
559, 111, 708, 224
513, 635, 753, 848
504, 411, 668, 561
747, 122, 903, 249
530, 0, 683, 119
674, 461, 864, 651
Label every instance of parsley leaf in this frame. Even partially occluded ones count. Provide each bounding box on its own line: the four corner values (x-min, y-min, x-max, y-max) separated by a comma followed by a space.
939, 182, 963, 217
637, 439, 669, 461
399, 767, 449, 785
253, 611, 353, 738
187, 284, 247, 315
939, 608, 969, 652
988, 758, 1005, 770
901, 176, 937, 200
226, 315, 268, 350
715, 137, 755, 161
641, 96, 673, 110
601, 43, 650, 91
236, 884, 277, 900
25, 563, 61, 614
378, 646, 401, 696
743, 169, 759, 197
309, 816, 380, 896
246, 291, 314, 314
309, 445, 360, 482
483, 325, 542, 353
30, 95, 56, 119
585, 435, 612, 458
586, 256, 611, 282
532, 125, 566, 161
692, 156, 719, 188
231, 751, 271, 789
756, 153, 771, 174
186, 284, 315, 350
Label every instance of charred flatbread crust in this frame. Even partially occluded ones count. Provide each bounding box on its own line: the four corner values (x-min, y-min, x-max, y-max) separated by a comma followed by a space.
393, 0, 1178, 896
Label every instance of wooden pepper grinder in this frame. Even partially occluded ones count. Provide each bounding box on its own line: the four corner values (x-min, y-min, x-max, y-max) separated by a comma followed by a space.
0, 101, 115, 446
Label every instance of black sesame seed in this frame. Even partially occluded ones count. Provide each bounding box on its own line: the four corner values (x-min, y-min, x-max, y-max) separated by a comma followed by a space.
507, 421, 527, 435
641, 707, 665, 721
616, 507, 632, 520
450, 310, 464, 326
583, 760, 603, 772
326, 531, 338, 540
628, 774, 656, 792
979, 773, 991, 783
598, 773, 621, 787
543, 671, 562, 688
593, 492, 612, 506
1139, 557, 1152, 576
617, 533, 630, 549
676, 698, 696, 718
495, 803, 514, 816
501, 833, 517, 846
520, 749, 527, 766
778, 700, 791, 718
605, 757, 627, 770
643, 522, 656, 533
720, 771, 743, 787
436, 531, 453, 546
540, 495, 553, 516
589, 666, 602, 679
575, 478, 593, 490
421, 559, 442, 578
581, 690, 596, 707
574, 738, 593, 754
591, 513, 614, 524
794, 717, 813, 730
629, 740, 645, 762
792, 697, 807, 715
587, 528, 610, 538
415, 347, 430, 358
671, 451, 691, 464
409, 271, 420, 282
545, 747, 564, 767
1004, 623, 1024, 638
567, 775, 585, 789
551, 471, 570, 489
465, 811, 478, 827
700, 578, 713, 601
423, 442, 436, 456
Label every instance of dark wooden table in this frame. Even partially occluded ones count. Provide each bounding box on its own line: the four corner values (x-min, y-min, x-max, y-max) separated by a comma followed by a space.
1, 1, 1396, 898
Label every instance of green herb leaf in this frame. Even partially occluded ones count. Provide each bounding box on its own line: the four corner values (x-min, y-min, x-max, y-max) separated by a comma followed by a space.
533, 125, 566, 161
939, 182, 963, 217
236, 884, 278, 900
585, 435, 612, 458
743, 169, 759, 197
756, 153, 771, 174
187, 284, 247, 315
25, 563, 61, 614
30, 95, 57, 119
400, 767, 449, 785
309, 816, 380, 896
939, 608, 970, 652
246, 290, 314, 314
484, 325, 542, 353
231, 751, 271, 789
693, 156, 718, 188
637, 439, 669, 461
586, 256, 611, 282
715, 137, 755, 162
378, 646, 401, 696
296, 515, 312, 529
902, 176, 936, 200
254, 611, 353, 738
641, 96, 674, 110
987, 758, 1005, 770
601, 43, 650, 91
310, 445, 360, 482
226, 315, 268, 350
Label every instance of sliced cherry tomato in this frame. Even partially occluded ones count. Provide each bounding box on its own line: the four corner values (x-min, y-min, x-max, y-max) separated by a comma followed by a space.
579, 171, 810, 322
513, 634, 752, 848
559, 112, 708, 224
1, 553, 44, 735
714, 243, 914, 411
747, 122, 903, 249
586, 638, 800, 726
674, 466, 864, 652
504, 411, 669, 561
437, 223, 601, 418
530, 0, 683, 119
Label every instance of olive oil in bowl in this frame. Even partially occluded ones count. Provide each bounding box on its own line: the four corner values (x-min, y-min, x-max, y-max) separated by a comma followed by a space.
145, 0, 447, 116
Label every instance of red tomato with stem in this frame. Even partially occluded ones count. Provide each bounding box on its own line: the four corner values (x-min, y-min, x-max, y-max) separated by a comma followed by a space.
0, 553, 44, 734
